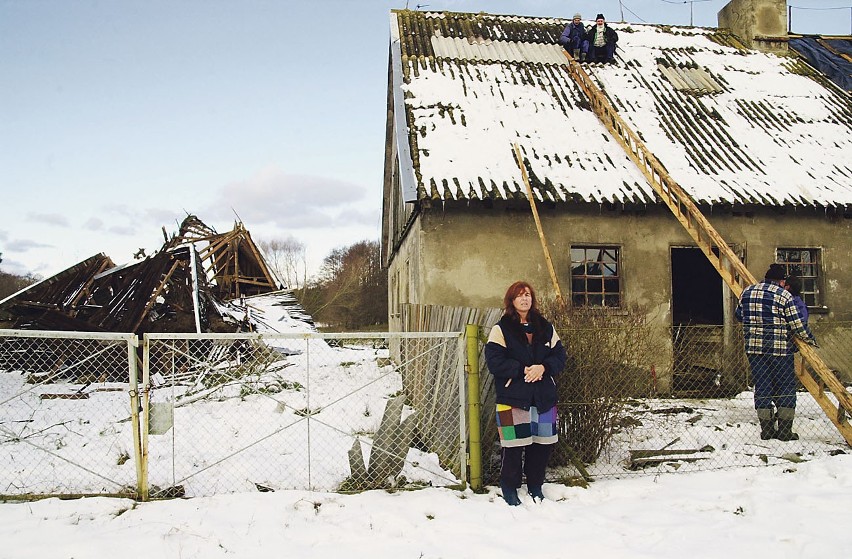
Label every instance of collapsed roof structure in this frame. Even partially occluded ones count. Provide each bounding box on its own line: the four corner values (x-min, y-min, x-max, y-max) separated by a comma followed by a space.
0, 216, 312, 334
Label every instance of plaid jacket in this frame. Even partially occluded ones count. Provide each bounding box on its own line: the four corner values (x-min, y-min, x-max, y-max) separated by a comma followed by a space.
736, 280, 815, 356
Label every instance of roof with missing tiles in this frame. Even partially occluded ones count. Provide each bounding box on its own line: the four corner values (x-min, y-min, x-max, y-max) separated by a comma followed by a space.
388, 10, 852, 209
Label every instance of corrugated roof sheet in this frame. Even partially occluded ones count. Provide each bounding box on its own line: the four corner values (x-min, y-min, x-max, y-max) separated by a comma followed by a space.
390, 10, 852, 208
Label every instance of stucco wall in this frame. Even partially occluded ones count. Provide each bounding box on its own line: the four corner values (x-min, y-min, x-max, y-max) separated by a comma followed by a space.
388, 203, 852, 391
408, 204, 852, 322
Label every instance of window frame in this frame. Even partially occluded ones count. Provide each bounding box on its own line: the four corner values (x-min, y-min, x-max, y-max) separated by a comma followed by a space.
569, 245, 622, 308
775, 247, 823, 308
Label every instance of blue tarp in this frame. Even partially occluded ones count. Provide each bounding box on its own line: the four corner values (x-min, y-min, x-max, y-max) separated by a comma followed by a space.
789, 37, 852, 91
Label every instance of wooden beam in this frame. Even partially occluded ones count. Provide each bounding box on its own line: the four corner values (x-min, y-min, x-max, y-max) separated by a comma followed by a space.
512, 142, 565, 307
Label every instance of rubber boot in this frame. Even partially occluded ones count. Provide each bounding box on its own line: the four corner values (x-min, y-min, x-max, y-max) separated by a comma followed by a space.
528, 485, 545, 502
572, 48, 580, 59
757, 408, 776, 440
775, 407, 799, 441
500, 484, 521, 506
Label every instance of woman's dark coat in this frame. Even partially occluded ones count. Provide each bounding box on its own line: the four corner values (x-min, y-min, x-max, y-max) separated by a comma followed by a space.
484, 313, 566, 411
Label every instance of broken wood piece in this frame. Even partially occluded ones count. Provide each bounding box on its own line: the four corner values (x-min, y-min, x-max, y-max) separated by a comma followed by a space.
39, 393, 90, 400
628, 444, 714, 469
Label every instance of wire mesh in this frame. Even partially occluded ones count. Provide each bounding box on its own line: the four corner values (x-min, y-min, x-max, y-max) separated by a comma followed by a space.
478, 321, 851, 485
142, 332, 465, 497
1, 322, 848, 499
0, 331, 139, 499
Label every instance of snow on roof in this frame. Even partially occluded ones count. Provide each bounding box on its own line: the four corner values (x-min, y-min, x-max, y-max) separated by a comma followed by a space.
390, 11, 852, 208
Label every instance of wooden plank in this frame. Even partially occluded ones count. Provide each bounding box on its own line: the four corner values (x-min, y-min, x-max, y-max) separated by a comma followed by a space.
40, 393, 89, 400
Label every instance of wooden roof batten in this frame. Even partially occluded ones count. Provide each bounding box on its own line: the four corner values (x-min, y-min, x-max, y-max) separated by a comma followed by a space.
170, 216, 279, 300
559, 49, 852, 446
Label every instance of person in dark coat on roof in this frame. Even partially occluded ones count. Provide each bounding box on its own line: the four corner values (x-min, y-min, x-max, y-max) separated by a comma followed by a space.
485, 281, 566, 506
736, 264, 817, 441
584, 13, 618, 63
559, 13, 589, 61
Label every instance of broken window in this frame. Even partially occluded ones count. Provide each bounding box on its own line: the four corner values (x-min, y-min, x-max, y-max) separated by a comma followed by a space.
776, 248, 822, 307
570, 246, 621, 307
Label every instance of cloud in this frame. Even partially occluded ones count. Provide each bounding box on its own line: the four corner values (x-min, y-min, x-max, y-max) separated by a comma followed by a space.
83, 217, 104, 231
6, 238, 53, 252
27, 212, 70, 227
107, 225, 137, 236
203, 166, 372, 229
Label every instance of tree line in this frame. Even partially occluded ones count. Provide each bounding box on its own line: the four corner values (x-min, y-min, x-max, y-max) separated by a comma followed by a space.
0, 252, 40, 300
259, 238, 388, 331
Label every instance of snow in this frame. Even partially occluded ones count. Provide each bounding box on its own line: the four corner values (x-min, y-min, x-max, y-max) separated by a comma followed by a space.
1, 453, 850, 558
398, 18, 852, 207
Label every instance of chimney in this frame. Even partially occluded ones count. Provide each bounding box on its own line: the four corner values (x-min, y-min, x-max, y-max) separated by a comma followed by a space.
718, 0, 788, 53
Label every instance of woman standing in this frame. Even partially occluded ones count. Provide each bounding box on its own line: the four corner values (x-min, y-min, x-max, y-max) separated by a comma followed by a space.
485, 281, 566, 505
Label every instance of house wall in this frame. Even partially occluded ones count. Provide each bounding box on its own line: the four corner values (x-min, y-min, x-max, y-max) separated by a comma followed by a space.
410, 204, 852, 320
387, 203, 852, 389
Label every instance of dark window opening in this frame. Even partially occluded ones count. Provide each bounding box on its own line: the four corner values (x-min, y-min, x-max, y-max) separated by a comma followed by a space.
671, 247, 723, 325
570, 246, 621, 307
776, 248, 821, 307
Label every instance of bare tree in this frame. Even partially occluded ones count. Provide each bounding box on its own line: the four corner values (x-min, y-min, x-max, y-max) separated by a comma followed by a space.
258, 237, 307, 289
304, 240, 387, 330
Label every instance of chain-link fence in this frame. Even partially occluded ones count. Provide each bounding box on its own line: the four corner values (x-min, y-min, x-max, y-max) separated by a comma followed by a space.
0, 330, 141, 499
2, 323, 849, 500
142, 332, 466, 498
513, 321, 850, 484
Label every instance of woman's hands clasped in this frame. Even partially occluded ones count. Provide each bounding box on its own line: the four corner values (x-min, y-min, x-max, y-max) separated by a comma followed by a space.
523, 364, 545, 383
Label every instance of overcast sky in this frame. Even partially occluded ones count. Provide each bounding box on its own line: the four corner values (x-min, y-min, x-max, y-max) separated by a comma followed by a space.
1, 0, 848, 278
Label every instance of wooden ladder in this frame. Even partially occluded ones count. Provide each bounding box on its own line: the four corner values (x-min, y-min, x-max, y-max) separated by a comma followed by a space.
561, 52, 852, 446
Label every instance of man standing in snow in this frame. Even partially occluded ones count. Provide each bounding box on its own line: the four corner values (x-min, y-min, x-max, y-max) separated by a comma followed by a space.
583, 13, 618, 63
736, 263, 817, 441
558, 13, 588, 61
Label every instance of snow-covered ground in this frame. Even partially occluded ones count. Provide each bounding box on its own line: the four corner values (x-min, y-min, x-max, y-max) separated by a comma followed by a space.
1, 453, 850, 559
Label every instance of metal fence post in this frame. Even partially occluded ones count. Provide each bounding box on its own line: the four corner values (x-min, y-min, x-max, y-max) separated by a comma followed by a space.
465, 324, 482, 491
127, 335, 146, 500
139, 335, 151, 501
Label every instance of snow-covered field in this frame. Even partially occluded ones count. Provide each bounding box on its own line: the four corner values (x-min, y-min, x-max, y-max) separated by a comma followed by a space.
1, 453, 850, 559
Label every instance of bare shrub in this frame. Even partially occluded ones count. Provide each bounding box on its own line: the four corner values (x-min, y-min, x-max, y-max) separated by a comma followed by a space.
541, 301, 665, 466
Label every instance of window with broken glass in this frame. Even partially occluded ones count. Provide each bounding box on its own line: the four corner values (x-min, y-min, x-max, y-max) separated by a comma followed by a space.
570, 246, 621, 307
776, 248, 821, 307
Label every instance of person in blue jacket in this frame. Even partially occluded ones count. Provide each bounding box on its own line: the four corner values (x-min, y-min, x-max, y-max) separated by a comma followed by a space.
559, 13, 588, 61
485, 281, 566, 505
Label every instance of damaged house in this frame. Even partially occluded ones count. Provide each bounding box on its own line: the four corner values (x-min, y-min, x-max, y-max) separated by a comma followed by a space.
381, 0, 852, 393
0, 215, 312, 335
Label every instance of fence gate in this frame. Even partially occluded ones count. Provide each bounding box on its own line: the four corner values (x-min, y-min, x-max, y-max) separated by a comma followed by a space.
0, 330, 141, 499
142, 332, 465, 498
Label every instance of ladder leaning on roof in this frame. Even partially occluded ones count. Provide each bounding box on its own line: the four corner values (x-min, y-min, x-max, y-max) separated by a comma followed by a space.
560, 51, 852, 447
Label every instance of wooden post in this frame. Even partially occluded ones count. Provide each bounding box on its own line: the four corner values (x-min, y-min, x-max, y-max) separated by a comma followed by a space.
512, 143, 565, 307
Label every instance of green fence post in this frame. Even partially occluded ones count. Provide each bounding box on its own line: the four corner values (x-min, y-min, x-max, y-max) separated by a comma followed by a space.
465, 324, 482, 491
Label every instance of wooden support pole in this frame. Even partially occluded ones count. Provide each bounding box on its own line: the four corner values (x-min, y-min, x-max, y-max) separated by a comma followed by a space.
512, 143, 565, 307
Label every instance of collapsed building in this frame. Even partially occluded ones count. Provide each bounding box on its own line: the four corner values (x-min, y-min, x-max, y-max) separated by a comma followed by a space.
0, 215, 313, 334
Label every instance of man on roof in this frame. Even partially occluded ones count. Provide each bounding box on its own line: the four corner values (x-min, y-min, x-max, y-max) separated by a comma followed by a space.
558, 12, 589, 62
583, 13, 618, 64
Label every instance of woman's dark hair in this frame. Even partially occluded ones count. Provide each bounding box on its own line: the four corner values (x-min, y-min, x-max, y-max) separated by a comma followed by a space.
786, 275, 803, 297
502, 281, 540, 321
